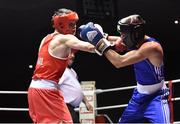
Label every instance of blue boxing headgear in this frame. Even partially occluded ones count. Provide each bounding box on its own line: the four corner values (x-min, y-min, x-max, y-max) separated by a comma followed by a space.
117, 14, 145, 49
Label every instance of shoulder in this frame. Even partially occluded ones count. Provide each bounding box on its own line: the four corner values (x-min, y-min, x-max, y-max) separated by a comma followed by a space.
54, 34, 77, 41
138, 41, 163, 57
140, 41, 162, 51
139, 42, 163, 64
50, 34, 78, 47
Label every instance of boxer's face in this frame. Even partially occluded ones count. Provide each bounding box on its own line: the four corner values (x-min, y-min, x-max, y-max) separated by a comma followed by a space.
59, 20, 77, 35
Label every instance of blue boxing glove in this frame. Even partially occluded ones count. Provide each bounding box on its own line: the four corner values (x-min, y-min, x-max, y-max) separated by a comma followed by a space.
78, 22, 103, 45
78, 22, 112, 56
94, 23, 109, 39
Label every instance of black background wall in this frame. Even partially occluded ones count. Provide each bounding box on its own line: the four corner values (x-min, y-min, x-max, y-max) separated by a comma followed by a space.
0, 0, 179, 123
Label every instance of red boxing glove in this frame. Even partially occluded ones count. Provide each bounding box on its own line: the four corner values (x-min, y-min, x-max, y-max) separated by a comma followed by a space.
114, 38, 127, 52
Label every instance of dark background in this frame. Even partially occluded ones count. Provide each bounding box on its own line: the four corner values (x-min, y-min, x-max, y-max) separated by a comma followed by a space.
0, 0, 180, 123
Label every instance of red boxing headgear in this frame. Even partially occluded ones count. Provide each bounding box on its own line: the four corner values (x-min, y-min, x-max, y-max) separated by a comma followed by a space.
52, 11, 79, 30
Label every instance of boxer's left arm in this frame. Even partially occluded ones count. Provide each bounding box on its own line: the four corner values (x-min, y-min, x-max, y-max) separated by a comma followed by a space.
53, 33, 95, 53
91, 24, 127, 53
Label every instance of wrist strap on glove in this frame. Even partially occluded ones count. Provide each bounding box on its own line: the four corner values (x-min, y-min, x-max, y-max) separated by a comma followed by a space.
95, 38, 113, 56
103, 33, 109, 39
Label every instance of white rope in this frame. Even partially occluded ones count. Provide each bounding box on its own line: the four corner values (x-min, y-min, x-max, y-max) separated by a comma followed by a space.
172, 97, 180, 101
96, 79, 180, 94
0, 79, 179, 94
0, 91, 27, 94
95, 85, 136, 94
0, 97, 180, 111
165, 79, 180, 84
174, 121, 180, 124
0, 108, 29, 111
1, 107, 180, 123
95, 104, 128, 110
74, 96, 180, 112
102, 114, 113, 124
0, 79, 179, 112
95, 97, 180, 110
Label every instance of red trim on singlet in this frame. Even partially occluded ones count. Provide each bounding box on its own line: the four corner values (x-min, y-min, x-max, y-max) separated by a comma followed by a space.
32, 33, 68, 83
168, 80, 174, 124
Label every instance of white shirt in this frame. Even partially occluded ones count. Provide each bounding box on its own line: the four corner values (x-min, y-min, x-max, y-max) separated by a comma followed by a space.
59, 67, 83, 107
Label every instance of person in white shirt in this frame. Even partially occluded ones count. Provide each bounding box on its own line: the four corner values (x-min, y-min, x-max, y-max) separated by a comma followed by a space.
59, 51, 93, 123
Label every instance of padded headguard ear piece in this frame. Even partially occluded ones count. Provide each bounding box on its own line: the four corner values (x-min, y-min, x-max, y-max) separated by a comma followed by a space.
117, 14, 146, 49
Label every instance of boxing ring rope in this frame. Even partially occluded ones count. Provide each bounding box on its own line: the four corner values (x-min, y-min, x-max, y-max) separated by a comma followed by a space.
0, 108, 28, 111
1, 79, 179, 95
0, 91, 27, 94
2, 97, 180, 111
0, 79, 180, 110
0, 79, 180, 123
95, 79, 180, 94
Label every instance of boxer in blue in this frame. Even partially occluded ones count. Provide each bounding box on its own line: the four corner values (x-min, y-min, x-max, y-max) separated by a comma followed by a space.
78, 14, 170, 123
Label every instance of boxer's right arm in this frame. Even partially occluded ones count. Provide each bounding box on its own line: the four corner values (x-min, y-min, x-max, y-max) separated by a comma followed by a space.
78, 22, 112, 56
